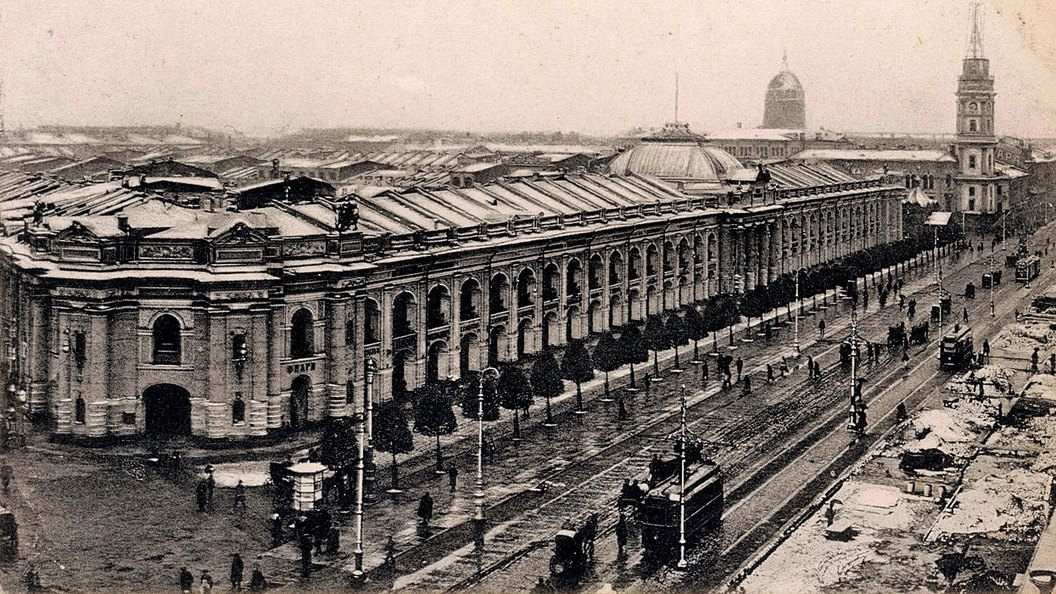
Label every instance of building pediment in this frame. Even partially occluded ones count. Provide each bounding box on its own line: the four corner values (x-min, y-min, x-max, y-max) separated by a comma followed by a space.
54, 221, 102, 244
211, 222, 270, 246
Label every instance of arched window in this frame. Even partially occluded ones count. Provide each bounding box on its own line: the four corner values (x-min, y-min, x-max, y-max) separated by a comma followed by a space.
290, 309, 314, 359
232, 395, 246, 424
152, 315, 181, 365
75, 397, 86, 424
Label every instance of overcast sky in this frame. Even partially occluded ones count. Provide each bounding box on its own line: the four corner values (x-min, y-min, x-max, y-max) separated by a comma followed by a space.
2, 0, 1055, 137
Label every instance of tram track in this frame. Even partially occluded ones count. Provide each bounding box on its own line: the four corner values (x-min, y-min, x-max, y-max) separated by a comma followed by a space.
352, 251, 993, 591
457, 249, 1025, 592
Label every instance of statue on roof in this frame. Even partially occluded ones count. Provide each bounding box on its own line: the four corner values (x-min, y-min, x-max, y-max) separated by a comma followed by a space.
31, 201, 46, 226
336, 201, 360, 232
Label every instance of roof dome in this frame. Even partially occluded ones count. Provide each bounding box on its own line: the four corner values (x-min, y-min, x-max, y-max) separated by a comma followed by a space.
767, 70, 804, 93
608, 139, 743, 184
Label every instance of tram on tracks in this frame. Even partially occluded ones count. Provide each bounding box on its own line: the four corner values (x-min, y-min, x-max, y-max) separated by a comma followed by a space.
636, 459, 723, 558
1016, 257, 1041, 283
939, 324, 974, 371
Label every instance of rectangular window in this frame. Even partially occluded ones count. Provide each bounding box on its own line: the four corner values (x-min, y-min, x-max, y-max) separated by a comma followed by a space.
997, 185, 1003, 195
969, 186, 976, 197
122, 412, 136, 425
968, 199, 976, 211
969, 120, 977, 132
968, 155, 976, 168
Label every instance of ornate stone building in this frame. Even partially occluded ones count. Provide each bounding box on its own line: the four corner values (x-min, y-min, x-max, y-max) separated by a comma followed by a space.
0, 169, 902, 441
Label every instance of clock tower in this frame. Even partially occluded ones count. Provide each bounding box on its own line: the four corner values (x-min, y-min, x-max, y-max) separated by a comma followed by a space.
953, 4, 1001, 215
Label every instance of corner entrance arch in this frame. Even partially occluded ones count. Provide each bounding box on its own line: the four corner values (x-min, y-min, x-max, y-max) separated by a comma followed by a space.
143, 383, 192, 437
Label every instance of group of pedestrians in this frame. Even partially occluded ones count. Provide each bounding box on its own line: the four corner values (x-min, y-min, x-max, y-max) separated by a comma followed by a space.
179, 555, 266, 593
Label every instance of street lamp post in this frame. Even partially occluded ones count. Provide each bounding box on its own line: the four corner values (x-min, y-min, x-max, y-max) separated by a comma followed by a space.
935, 225, 944, 329
676, 383, 688, 570
793, 268, 800, 356
848, 303, 860, 430
475, 367, 499, 546
364, 361, 377, 504
990, 247, 996, 317
351, 361, 375, 582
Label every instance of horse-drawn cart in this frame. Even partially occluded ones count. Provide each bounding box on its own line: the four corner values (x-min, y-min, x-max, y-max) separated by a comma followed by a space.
549, 513, 598, 587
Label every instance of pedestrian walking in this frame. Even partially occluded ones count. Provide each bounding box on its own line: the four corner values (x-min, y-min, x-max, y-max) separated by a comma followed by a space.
722, 370, 731, 390
766, 364, 774, 384
233, 479, 247, 511
299, 533, 313, 578
1, 464, 12, 495
23, 566, 41, 593
806, 356, 814, 378
618, 398, 629, 421
896, 402, 907, 422
196, 479, 209, 512
206, 466, 216, 505
269, 513, 283, 547
742, 375, 752, 396
963, 307, 969, 323
615, 512, 628, 559
701, 359, 709, 382
899, 294, 905, 311
764, 322, 773, 342
983, 339, 990, 363
200, 570, 214, 594
779, 357, 789, 377
248, 565, 266, 592
735, 357, 743, 382
383, 536, 397, 573
230, 553, 244, 591
818, 319, 826, 340
1033, 347, 1040, 373
814, 360, 822, 378
180, 567, 194, 594
448, 465, 458, 493
824, 500, 836, 527
644, 374, 651, 397
417, 493, 434, 530
327, 525, 340, 555
866, 342, 874, 361
862, 291, 869, 310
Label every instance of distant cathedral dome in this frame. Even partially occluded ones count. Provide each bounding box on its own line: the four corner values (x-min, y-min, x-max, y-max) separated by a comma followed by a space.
762, 55, 806, 129
608, 122, 744, 183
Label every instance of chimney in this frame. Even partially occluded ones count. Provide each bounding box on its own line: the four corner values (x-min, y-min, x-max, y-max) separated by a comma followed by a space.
117, 215, 129, 233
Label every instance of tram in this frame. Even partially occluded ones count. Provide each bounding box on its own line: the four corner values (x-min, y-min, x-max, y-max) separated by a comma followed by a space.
939, 325, 974, 371
1016, 257, 1041, 283
637, 459, 723, 559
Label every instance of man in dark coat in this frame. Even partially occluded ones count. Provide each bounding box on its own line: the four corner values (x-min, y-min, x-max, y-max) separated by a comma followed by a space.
206, 467, 216, 504
179, 567, 193, 594
233, 480, 247, 511
248, 565, 266, 592
196, 479, 209, 512
615, 512, 628, 558
448, 465, 458, 493
230, 553, 244, 590
299, 533, 313, 578
417, 493, 434, 529
735, 357, 744, 382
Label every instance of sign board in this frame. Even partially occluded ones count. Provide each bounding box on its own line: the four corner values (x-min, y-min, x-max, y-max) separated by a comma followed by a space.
925, 211, 952, 226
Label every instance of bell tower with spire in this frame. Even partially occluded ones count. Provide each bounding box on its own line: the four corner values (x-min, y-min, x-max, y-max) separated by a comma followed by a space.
953, 3, 1000, 214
